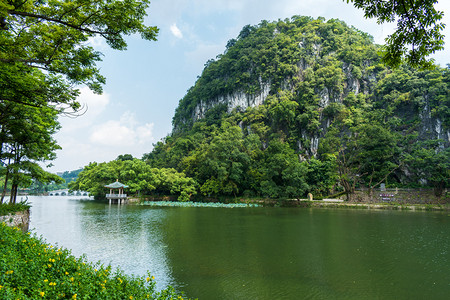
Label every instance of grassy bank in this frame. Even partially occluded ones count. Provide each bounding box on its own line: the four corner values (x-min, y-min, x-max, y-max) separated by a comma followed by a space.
0, 223, 189, 299
264, 200, 450, 211
0, 202, 30, 216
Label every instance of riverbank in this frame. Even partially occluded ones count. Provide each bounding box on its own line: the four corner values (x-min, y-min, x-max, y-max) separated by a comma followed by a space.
293, 200, 450, 211
133, 187, 449, 209
0, 223, 189, 299
0, 203, 31, 231
137, 199, 449, 211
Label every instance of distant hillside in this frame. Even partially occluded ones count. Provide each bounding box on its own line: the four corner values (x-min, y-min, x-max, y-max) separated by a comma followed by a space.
25, 169, 83, 193
57, 169, 83, 184
145, 16, 449, 199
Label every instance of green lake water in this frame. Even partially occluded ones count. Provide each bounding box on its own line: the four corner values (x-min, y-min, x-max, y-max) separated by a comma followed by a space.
28, 196, 449, 299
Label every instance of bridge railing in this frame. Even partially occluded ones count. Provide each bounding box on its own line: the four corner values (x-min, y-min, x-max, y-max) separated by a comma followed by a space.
106, 194, 127, 199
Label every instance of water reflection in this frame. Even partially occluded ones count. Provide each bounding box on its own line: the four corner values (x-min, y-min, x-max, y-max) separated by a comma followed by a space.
29, 196, 174, 290
28, 197, 450, 299
160, 208, 450, 299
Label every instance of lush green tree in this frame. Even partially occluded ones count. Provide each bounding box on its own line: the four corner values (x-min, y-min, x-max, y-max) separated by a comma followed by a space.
0, 103, 63, 203
406, 141, 450, 198
116, 154, 134, 161
319, 115, 401, 200
260, 139, 309, 199
1, 0, 158, 96
345, 0, 446, 68
304, 158, 338, 198
194, 122, 251, 197
1, 0, 158, 196
69, 159, 197, 201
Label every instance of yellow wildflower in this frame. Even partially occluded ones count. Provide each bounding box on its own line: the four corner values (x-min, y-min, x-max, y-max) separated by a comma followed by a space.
72, 294, 77, 299
65, 271, 69, 275
5, 270, 13, 274
146, 277, 150, 282
44, 279, 48, 283
129, 296, 134, 300
70, 277, 74, 282
39, 291, 45, 297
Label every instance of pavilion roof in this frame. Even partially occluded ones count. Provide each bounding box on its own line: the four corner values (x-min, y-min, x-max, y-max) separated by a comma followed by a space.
104, 180, 129, 189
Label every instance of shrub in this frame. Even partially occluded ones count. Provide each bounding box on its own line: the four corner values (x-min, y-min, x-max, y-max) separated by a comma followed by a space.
0, 223, 189, 299
0, 202, 30, 216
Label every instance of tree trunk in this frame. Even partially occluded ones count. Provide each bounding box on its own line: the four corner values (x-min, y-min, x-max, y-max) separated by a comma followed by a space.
0, 166, 10, 204
10, 182, 18, 204
433, 181, 445, 198
341, 179, 354, 201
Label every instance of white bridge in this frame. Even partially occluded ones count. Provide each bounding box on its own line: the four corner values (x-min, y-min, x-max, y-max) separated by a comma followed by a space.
48, 189, 90, 196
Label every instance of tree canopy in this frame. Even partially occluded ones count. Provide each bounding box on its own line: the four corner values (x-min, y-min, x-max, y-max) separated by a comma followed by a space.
69, 159, 197, 201
345, 0, 446, 68
147, 17, 449, 201
0, 0, 158, 202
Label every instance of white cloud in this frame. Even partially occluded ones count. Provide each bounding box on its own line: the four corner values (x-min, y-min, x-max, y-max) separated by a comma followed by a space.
185, 42, 224, 69
48, 110, 155, 172
170, 23, 183, 38
90, 112, 154, 147
86, 35, 107, 50
90, 121, 135, 146
136, 123, 155, 145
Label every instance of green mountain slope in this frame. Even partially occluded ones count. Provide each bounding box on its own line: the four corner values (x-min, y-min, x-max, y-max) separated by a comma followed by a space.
145, 16, 449, 199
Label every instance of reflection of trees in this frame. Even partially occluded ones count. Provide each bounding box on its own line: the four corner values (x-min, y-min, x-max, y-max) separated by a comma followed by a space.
160, 208, 449, 299
77, 202, 173, 289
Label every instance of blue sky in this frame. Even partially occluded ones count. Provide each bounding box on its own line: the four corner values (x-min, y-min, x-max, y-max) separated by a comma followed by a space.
50, 0, 450, 173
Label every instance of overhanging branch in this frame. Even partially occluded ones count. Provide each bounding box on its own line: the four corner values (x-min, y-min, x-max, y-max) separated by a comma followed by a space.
8, 10, 106, 36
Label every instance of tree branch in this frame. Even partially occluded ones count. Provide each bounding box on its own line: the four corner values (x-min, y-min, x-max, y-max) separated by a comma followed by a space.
8, 10, 106, 36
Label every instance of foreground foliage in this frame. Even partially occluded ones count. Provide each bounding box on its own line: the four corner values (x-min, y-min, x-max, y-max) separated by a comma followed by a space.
0, 0, 158, 203
346, 0, 445, 68
0, 202, 29, 216
0, 223, 187, 299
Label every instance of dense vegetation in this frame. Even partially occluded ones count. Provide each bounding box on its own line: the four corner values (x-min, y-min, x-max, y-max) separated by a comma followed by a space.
50, 17, 450, 202
144, 17, 449, 201
0, 223, 187, 299
69, 158, 197, 201
0, 202, 29, 217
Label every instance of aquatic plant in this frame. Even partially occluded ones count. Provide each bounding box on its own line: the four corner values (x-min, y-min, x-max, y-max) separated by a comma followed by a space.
141, 201, 261, 208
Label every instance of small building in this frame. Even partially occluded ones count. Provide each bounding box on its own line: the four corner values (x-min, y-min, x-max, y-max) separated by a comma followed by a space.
105, 180, 129, 205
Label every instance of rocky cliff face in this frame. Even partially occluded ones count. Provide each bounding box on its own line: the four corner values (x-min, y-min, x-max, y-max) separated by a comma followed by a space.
172, 17, 449, 157
192, 78, 271, 121
187, 66, 448, 158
